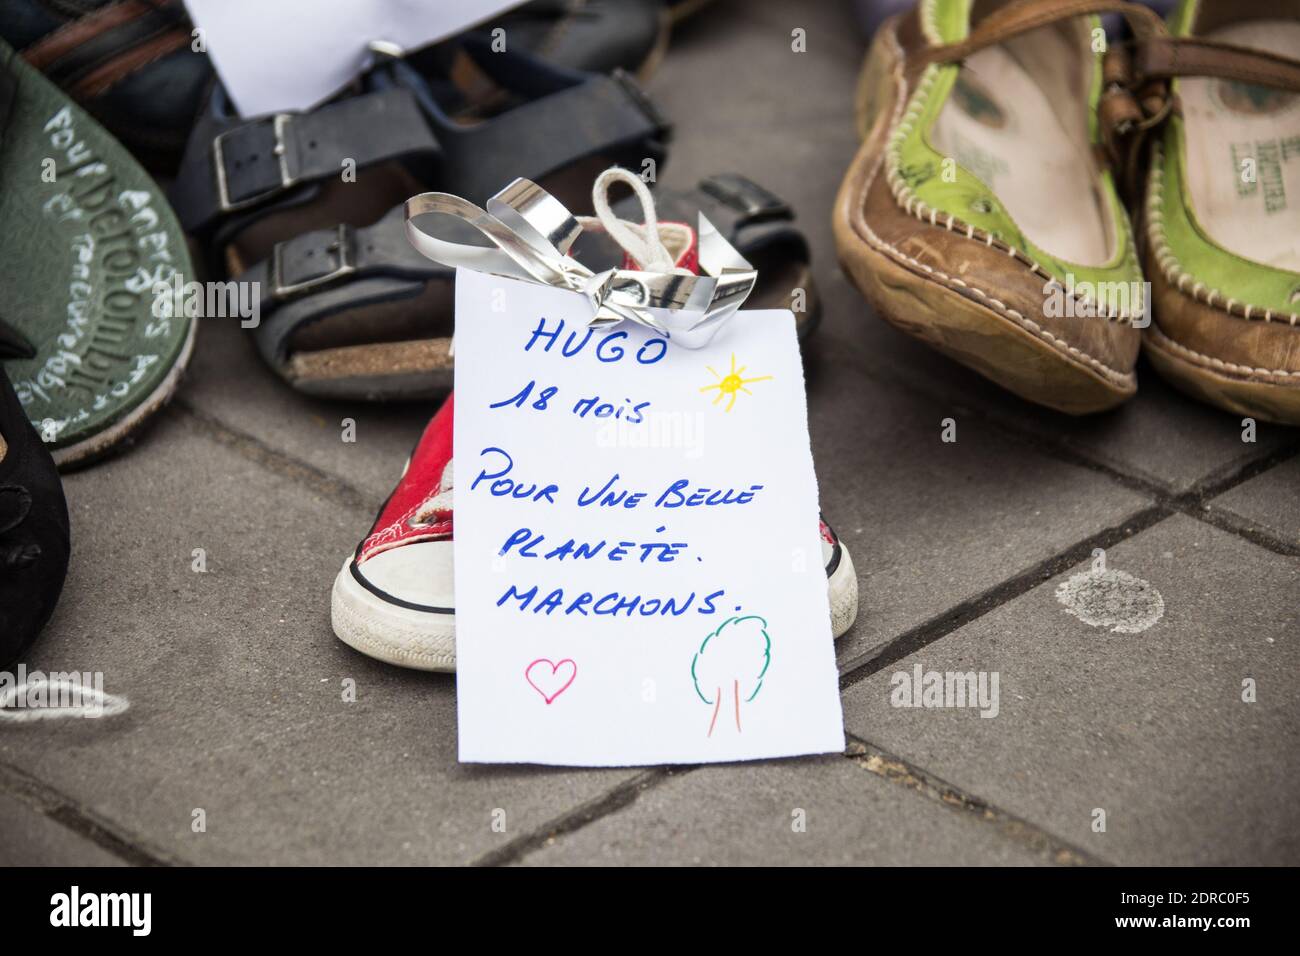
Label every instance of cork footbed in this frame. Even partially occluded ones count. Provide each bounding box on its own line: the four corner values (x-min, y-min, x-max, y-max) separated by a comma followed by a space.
1179, 20, 1300, 272
929, 20, 1115, 267
283, 280, 455, 401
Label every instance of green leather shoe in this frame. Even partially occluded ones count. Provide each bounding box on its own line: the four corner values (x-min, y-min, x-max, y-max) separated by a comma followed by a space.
1141, 0, 1300, 424
0, 38, 196, 468
834, 0, 1165, 415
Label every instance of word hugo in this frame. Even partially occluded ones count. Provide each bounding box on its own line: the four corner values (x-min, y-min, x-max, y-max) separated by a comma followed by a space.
491, 379, 651, 424
469, 447, 765, 509
522, 316, 667, 364
50, 886, 151, 936
151, 273, 261, 328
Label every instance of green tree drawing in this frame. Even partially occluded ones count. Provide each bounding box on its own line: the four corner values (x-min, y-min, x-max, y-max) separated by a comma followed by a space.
691, 615, 771, 737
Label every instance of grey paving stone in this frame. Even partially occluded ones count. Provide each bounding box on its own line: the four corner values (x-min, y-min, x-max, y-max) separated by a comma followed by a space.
841, 514, 1300, 865
0, 794, 125, 866
519, 756, 1047, 866
0, 417, 634, 865
1212, 456, 1300, 547
825, 319, 1297, 496
180, 317, 434, 503
807, 355, 1151, 668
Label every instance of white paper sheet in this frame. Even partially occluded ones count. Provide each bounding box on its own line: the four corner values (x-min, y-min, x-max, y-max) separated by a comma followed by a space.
184, 0, 525, 117
453, 270, 846, 766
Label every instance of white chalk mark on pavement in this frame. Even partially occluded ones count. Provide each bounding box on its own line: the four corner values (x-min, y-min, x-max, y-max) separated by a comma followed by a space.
1055, 568, 1165, 634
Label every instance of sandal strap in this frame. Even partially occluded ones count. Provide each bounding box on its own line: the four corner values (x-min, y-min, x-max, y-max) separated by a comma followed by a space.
425, 67, 669, 207
913, 0, 1174, 208
695, 173, 794, 234
239, 204, 456, 369
1134, 36, 1300, 92
917, 0, 1166, 68
168, 86, 440, 239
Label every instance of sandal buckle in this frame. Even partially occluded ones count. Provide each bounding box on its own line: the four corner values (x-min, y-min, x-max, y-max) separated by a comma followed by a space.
214, 113, 298, 213
271, 224, 357, 299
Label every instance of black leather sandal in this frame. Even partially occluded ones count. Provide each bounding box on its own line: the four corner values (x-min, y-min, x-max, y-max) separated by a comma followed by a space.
239, 173, 819, 402
169, 36, 669, 278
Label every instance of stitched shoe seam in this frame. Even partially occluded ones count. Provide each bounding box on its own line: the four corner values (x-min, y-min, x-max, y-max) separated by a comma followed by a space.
1148, 324, 1300, 379
883, 53, 1142, 325
850, 28, 1135, 388
1146, 141, 1300, 327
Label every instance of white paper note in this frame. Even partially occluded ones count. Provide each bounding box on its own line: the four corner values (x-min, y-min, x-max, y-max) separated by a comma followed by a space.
184, 0, 525, 117
453, 270, 845, 766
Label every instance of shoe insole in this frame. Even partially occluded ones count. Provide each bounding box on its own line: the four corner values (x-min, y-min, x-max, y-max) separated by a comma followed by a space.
1179, 20, 1300, 274
930, 35, 1113, 266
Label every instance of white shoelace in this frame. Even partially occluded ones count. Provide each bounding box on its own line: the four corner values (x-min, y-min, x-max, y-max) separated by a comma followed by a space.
577, 167, 693, 275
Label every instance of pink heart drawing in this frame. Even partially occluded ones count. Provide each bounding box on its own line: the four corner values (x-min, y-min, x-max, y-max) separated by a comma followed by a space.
525, 658, 577, 705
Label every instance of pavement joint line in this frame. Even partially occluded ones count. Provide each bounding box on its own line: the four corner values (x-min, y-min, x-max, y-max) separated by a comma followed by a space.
0, 759, 182, 867
1000, 433, 1300, 557
472, 768, 684, 866
816, 339, 1300, 513
817, 343, 1299, 558
842, 734, 1107, 867
1162, 442, 1300, 557
1190, 505, 1300, 558
170, 399, 373, 515
1185, 439, 1300, 499
475, 736, 1110, 868
836, 504, 1172, 689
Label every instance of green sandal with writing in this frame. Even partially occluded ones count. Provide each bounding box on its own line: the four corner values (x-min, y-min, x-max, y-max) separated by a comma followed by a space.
0, 38, 195, 469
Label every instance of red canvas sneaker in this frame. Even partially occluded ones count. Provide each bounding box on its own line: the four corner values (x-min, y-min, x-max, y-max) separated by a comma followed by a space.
330, 392, 860, 671
332, 394, 457, 670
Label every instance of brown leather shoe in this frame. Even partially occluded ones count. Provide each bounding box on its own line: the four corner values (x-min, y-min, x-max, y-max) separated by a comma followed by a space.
1137, 0, 1300, 425
834, 0, 1166, 415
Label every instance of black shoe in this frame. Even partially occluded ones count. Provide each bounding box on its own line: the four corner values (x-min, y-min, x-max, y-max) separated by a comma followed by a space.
0, 317, 70, 667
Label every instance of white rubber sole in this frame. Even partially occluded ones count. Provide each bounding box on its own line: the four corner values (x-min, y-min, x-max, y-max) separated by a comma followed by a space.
331, 542, 861, 673
827, 541, 860, 640
331, 558, 456, 672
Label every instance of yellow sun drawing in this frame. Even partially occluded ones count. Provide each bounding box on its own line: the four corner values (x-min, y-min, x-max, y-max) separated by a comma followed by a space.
699, 354, 774, 412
